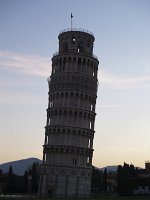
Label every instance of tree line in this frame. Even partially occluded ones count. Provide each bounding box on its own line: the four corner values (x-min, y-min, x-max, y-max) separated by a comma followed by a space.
0, 164, 108, 195
117, 162, 150, 195
0, 162, 39, 194
1, 162, 148, 196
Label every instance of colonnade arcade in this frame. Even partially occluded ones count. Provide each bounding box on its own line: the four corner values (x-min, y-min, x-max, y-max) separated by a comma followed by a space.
52, 55, 98, 78
48, 91, 96, 112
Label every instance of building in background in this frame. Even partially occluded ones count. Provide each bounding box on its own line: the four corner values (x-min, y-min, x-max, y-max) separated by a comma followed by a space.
38, 28, 99, 198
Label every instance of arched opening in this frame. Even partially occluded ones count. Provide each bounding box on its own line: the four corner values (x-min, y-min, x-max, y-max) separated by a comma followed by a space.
73, 157, 77, 165
63, 42, 68, 53
78, 42, 84, 53
90, 121, 92, 129
48, 189, 54, 197
87, 156, 90, 164
71, 36, 76, 45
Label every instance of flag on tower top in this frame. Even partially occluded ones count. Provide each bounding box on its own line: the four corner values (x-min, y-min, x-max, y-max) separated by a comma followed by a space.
71, 13, 73, 30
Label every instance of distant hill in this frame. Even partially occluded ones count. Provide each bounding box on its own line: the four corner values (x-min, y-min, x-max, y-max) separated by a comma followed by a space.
0, 157, 42, 175
0, 159, 141, 176
99, 165, 118, 172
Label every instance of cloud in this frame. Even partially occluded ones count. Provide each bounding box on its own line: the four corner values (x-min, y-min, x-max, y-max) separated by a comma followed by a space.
0, 50, 50, 105
0, 91, 46, 105
0, 50, 50, 77
1, 50, 150, 90
98, 104, 126, 108
99, 70, 150, 90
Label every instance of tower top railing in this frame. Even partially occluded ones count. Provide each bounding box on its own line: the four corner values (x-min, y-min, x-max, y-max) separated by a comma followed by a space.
59, 28, 94, 37
53, 51, 98, 60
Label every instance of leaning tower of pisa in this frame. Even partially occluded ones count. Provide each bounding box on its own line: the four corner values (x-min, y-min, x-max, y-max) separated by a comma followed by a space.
38, 28, 99, 198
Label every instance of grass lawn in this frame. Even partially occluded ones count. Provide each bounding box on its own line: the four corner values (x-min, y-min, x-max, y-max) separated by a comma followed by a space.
0, 195, 150, 200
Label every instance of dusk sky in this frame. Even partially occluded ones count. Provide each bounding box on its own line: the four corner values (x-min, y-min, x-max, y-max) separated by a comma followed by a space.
0, 0, 150, 168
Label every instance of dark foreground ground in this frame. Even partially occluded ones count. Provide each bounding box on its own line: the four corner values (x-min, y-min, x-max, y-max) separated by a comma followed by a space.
1, 194, 150, 200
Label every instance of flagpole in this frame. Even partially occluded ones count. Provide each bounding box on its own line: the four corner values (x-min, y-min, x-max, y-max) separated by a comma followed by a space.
71, 13, 73, 30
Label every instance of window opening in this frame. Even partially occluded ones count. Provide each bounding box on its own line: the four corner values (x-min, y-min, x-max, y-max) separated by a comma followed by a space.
72, 37, 76, 45
88, 139, 90, 148
87, 156, 90, 164
50, 102, 54, 108
91, 104, 93, 111
48, 118, 51, 125
73, 157, 77, 165
90, 121, 92, 129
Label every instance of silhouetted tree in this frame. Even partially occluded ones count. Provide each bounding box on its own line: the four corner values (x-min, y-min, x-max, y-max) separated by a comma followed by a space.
31, 163, 38, 193
91, 166, 103, 192
102, 168, 107, 192
24, 170, 28, 193
9, 166, 13, 175
7, 165, 14, 193
123, 162, 129, 177
117, 163, 140, 195
0, 169, 3, 175
117, 165, 123, 178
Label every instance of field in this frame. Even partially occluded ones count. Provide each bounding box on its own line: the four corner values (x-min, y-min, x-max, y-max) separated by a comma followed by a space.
0, 195, 150, 200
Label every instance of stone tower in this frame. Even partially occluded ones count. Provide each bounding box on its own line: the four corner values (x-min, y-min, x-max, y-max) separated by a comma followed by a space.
38, 28, 99, 198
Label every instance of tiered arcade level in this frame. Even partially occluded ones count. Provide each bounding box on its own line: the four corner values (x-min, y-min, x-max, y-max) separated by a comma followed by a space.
38, 28, 99, 198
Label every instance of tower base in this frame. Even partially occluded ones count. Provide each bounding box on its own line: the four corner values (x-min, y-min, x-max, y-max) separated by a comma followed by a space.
38, 164, 92, 198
